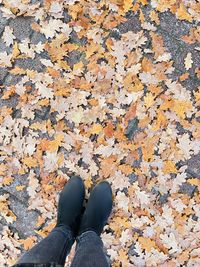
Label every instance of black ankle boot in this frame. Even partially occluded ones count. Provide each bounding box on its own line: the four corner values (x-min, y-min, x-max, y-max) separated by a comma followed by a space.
56, 176, 85, 236
79, 181, 112, 236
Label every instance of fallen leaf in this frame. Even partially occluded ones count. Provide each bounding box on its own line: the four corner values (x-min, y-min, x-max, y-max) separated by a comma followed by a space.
184, 52, 193, 70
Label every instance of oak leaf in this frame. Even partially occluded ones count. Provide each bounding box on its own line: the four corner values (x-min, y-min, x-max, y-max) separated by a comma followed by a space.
184, 52, 193, 70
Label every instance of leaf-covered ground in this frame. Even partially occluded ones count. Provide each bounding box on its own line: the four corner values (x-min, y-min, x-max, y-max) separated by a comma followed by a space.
0, 0, 200, 266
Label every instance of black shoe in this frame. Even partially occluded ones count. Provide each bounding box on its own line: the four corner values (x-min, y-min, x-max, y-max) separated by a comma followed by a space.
79, 181, 112, 236
56, 176, 85, 236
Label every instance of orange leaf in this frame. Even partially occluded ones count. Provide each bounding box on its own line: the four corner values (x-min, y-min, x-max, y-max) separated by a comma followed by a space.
118, 164, 133, 175
100, 156, 117, 178
104, 121, 114, 138
124, 103, 136, 124
179, 73, 189, 81
20, 236, 37, 250
117, 249, 129, 267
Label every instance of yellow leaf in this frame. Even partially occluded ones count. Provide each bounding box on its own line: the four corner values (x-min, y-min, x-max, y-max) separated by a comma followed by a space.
0, 163, 7, 175
18, 168, 26, 175
26, 69, 37, 79
73, 61, 84, 71
138, 237, 157, 252
16, 185, 25, 191
163, 160, 177, 174
57, 153, 64, 167
138, 0, 148, 5
85, 43, 99, 59
188, 178, 200, 190
84, 176, 93, 190
172, 100, 192, 119
123, 0, 133, 13
10, 66, 26, 75
30, 122, 46, 131
117, 249, 129, 267
35, 222, 55, 237
150, 10, 160, 24
130, 78, 144, 92
22, 157, 38, 168
118, 164, 133, 175
1, 86, 15, 100
142, 145, 154, 162
12, 42, 20, 59
47, 134, 64, 152
144, 92, 155, 108
90, 124, 103, 135
2, 176, 13, 186
176, 4, 193, 22
152, 110, 167, 131
139, 9, 145, 24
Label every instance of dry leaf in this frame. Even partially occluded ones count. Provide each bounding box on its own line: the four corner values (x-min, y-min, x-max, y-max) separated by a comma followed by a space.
184, 52, 193, 70
2, 26, 15, 46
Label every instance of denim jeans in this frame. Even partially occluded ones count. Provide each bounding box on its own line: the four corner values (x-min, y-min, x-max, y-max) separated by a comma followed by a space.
15, 225, 109, 267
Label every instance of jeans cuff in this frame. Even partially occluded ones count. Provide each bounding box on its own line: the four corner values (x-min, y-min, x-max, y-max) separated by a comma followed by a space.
52, 224, 74, 240
77, 230, 103, 246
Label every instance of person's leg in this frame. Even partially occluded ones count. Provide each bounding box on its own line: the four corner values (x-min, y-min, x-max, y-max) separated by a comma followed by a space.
17, 224, 74, 265
70, 181, 112, 267
70, 231, 109, 267
16, 176, 85, 265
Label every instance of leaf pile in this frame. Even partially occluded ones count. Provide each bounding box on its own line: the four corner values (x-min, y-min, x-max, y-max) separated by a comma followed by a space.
0, 0, 200, 266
